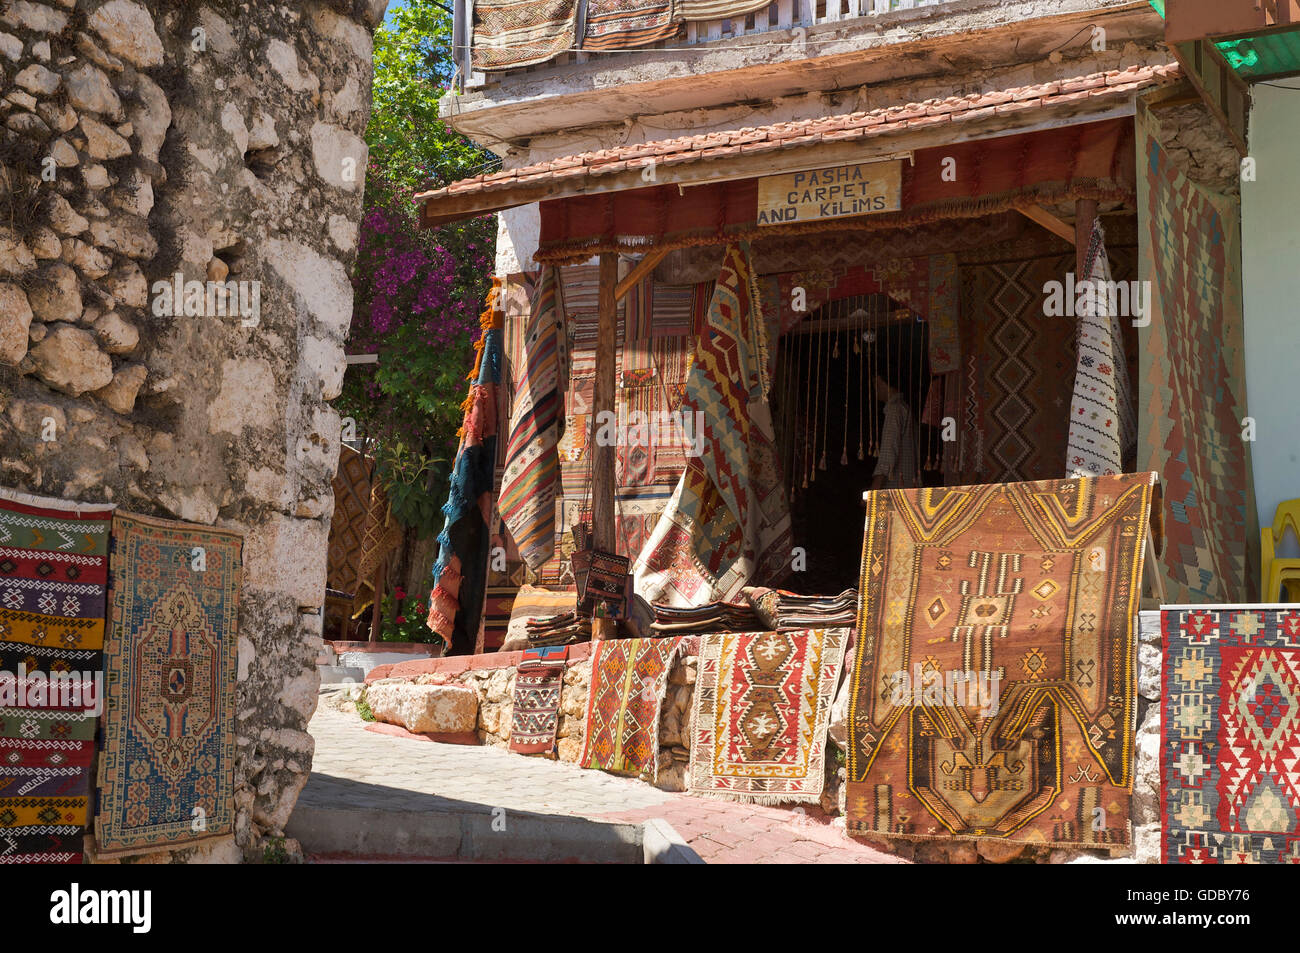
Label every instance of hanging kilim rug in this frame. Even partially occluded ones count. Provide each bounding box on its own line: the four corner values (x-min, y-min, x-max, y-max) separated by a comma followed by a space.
688, 628, 848, 804
633, 242, 791, 607
0, 488, 113, 865
1161, 607, 1300, 864
846, 473, 1158, 848
509, 646, 568, 754
1136, 105, 1255, 604
583, 0, 679, 51
472, 0, 578, 71
94, 512, 242, 858
580, 636, 687, 778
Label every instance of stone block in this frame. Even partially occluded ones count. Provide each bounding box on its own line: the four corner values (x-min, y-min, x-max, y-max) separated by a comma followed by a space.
366, 682, 479, 734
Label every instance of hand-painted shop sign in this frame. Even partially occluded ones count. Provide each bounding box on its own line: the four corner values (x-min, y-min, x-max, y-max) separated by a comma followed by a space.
756, 160, 902, 226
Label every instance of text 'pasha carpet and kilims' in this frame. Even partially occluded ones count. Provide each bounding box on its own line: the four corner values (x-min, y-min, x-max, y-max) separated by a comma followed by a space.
509, 646, 568, 755
0, 489, 113, 865
94, 513, 242, 858
847, 473, 1157, 848
1162, 608, 1300, 863
688, 628, 848, 803
580, 636, 688, 777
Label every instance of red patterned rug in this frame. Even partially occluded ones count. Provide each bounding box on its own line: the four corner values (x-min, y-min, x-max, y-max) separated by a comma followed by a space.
688, 628, 848, 803
1161, 608, 1300, 863
509, 646, 568, 755
580, 637, 688, 777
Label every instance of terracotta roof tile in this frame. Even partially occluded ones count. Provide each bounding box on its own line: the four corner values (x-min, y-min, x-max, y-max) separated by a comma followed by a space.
414, 64, 1180, 206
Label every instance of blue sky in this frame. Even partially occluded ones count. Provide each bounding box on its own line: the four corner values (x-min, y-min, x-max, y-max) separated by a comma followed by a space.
383, 0, 411, 26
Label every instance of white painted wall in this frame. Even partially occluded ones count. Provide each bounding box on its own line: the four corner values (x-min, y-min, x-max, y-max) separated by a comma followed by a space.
496, 204, 540, 274
1242, 80, 1300, 554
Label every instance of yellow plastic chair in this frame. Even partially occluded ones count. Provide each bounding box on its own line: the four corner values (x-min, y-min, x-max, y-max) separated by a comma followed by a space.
1262, 500, 1300, 601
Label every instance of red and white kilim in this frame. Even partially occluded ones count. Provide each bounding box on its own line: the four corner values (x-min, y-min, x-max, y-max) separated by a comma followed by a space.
688, 628, 848, 804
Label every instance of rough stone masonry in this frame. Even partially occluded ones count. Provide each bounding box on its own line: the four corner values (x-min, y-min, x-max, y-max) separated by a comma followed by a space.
0, 0, 385, 861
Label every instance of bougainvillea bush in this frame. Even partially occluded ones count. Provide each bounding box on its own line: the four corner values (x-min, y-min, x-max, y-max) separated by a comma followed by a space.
339, 0, 497, 539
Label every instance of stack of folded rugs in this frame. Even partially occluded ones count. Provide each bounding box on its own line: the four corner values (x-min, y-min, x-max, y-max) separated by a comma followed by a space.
648, 599, 764, 635
752, 588, 858, 630
525, 611, 591, 647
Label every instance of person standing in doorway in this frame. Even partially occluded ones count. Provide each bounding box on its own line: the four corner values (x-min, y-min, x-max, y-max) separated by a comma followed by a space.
870, 366, 919, 491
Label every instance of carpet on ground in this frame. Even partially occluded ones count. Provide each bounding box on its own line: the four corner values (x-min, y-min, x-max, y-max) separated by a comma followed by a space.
846, 473, 1157, 848
0, 488, 113, 865
1161, 607, 1300, 863
94, 511, 242, 858
688, 628, 848, 803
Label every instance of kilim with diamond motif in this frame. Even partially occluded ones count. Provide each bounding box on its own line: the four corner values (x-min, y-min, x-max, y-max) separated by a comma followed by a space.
94, 512, 241, 857
509, 646, 568, 754
846, 473, 1157, 848
1135, 107, 1256, 603
579, 636, 688, 778
688, 628, 847, 803
472, 0, 578, 70
0, 488, 113, 865
1161, 607, 1300, 864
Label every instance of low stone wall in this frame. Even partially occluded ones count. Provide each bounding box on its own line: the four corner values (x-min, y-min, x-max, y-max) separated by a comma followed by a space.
362, 613, 1162, 862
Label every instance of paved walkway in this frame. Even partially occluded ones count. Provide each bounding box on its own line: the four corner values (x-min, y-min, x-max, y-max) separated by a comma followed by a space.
300, 693, 904, 864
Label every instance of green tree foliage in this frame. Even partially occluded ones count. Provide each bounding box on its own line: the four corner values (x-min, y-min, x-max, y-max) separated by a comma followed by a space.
338, 0, 497, 540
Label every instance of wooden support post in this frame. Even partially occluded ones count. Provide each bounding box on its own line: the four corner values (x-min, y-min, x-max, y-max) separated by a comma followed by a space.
1075, 199, 1098, 281
591, 251, 619, 642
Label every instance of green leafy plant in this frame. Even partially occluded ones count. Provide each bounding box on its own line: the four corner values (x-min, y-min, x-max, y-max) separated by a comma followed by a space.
339, 0, 497, 540
376, 585, 443, 646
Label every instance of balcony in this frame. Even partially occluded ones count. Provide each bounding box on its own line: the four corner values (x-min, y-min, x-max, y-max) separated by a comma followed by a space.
442, 0, 1166, 146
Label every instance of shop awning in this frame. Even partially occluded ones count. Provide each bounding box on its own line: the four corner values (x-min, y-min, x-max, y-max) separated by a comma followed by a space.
415, 63, 1181, 229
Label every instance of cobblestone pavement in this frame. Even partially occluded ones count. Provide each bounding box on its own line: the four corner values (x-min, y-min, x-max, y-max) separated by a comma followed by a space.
303, 696, 905, 864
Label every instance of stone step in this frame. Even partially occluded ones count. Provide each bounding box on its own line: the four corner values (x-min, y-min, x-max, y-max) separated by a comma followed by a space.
317, 664, 364, 685
286, 802, 700, 864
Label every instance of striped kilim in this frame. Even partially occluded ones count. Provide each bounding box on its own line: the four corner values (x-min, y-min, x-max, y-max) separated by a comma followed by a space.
580, 636, 688, 777
583, 0, 679, 51
0, 489, 112, 865
1136, 107, 1255, 603
1162, 607, 1300, 863
509, 646, 568, 754
1067, 220, 1135, 479
95, 512, 242, 857
472, 0, 578, 70
500, 266, 567, 569
688, 628, 848, 803
634, 243, 791, 607
846, 473, 1157, 848
1161, 607, 1300, 864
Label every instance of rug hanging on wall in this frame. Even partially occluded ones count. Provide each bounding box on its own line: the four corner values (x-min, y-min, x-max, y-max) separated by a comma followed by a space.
1161, 607, 1300, 863
960, 254, 1077, 483
500, 266, 567, 570
94, 512, 242, 858
580, 636, 688, 777
1136, 105, 1256, 603
509, 646, 568, 755
633, 243, 791, 607
846, 473, 1157, 848
688, 628, 848, 803
0, 489, 113, 865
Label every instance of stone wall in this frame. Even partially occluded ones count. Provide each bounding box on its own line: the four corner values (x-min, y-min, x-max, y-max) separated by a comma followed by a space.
371, 621, 1163, 862
0, 0, 386, 861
